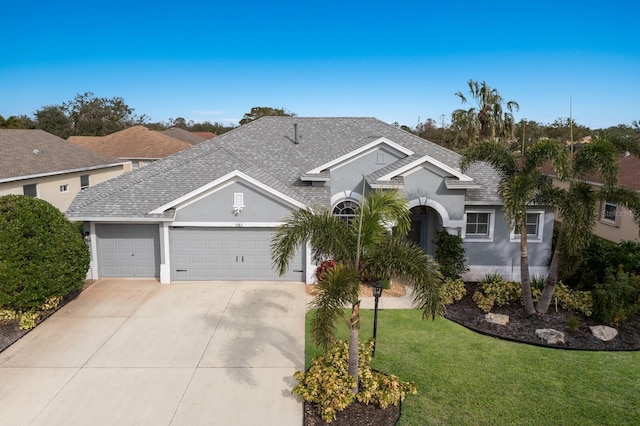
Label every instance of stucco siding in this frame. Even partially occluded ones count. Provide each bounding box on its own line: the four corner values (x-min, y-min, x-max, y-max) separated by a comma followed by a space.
404, 167, 466, 220
174, 181, 296, 223
0, 164, 130, 212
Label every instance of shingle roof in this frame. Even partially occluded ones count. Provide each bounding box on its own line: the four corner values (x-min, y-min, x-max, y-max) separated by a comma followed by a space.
161, 128, 207, 145
67, 117, 500, 219
68, 126, 192, 159
0, 129, 125, 182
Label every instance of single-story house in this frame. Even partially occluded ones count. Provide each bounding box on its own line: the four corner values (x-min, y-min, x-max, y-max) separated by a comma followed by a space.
66, 117, 554, 284
0, 129, 131, 212
68, 125, 192, 169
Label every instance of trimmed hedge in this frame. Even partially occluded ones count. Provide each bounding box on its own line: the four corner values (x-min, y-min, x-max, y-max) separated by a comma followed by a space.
0, 195, 89, 313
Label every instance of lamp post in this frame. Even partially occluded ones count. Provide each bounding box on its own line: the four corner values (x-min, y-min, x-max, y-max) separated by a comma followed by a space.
371, 280, 383, 357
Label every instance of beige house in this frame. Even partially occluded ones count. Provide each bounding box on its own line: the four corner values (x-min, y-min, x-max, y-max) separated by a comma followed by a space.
69, 126, 192, 169
547, 153, 640, 244
0, 129, 131, 212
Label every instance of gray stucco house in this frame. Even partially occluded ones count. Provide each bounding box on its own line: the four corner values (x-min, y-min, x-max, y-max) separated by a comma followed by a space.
66, 117, 553, 284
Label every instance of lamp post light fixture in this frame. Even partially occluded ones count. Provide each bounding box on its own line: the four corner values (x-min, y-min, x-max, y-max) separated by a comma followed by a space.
371, 280, 383, 357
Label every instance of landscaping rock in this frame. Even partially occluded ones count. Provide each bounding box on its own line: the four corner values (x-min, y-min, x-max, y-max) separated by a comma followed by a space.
589, 325, 618, 342
485, 313, 509, 325
535, 328, 565, 344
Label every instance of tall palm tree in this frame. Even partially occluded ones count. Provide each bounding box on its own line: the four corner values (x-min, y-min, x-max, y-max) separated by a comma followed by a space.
271, 189, 443, 392
453, 80, 520, 146
536, 137, 640, 313
460, 139, 567, 315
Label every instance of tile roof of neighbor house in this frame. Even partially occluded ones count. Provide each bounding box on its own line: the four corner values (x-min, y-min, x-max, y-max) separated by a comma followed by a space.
541, 152, 640, 192
191, 131, 217, 140
68, 125, 192, 159
0, 129, 126, 182
161, 128, 208, 145
66, 117, 501, 220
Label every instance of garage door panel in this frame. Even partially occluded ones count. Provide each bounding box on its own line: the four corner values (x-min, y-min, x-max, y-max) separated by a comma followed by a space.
170, 227, 303, 281
97, 224, 160, 278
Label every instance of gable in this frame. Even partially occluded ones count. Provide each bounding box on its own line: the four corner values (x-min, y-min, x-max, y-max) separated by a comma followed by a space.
304, 137, 413, 176
154, 170, 305, 223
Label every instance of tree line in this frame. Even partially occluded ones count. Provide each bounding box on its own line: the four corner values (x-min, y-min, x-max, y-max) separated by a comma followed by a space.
2, 89, 638, 147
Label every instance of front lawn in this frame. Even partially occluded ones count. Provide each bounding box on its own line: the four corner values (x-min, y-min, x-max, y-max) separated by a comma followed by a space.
304, 309, 640, 425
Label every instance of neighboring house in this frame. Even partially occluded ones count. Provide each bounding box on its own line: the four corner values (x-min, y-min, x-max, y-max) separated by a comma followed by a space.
0, 129, 131, 212
66, 117, 554, 283
162, 128, 212, 145
545, 153, 640, 244
68, 125, 192, 169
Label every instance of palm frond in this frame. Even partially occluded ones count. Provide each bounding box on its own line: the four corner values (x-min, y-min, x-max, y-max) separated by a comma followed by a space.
459, 140, 516, 176
309, 263, 360, 350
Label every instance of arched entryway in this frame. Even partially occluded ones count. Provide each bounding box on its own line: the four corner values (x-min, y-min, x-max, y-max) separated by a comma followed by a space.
408, 206, 443, 256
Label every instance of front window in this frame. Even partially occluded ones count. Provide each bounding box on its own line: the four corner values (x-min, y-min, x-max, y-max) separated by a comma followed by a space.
463, 210, 495, 242
466, 212, 490, 236
23, 183, 37, 197
602, 201, 618, 224
510, 211, 545, 242
333, 200, 359, 223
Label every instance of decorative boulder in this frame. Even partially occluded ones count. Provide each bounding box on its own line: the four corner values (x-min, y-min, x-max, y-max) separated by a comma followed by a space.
589, 325, 618, 342
535, 329, 565, 345
485, 313, 510, 325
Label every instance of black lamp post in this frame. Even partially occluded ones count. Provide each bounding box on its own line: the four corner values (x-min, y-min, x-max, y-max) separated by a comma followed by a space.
371, 280, 383, 357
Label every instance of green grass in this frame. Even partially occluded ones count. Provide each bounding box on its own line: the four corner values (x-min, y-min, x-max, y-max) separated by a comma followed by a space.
304, 309, 640, 425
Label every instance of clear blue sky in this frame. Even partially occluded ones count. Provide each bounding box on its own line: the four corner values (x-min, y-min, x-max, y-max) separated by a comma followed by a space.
2, 0, 639, 129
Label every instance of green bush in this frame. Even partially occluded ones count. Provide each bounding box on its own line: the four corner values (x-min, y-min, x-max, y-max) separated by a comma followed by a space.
592, 267, 640, 325
439, 278, 467, 306
472, 273, 592, 316
293, 339, 417, 423
434, 230, 467, 279
0, 195, 89, 314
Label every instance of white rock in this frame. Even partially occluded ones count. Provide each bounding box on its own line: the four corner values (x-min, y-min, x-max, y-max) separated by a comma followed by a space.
589, 325, 618, 342
485, 313, 510, 325
536, 328, 565, 344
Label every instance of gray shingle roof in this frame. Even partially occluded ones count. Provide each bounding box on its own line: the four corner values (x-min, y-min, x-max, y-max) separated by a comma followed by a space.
0, 129, 126, 182
66, 117, 500, 219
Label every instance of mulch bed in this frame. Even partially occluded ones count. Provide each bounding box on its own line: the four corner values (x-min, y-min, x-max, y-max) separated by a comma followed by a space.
304, 400, 400, 426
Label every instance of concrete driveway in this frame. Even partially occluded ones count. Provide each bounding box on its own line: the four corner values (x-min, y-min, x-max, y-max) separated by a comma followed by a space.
0, 279, 305, 425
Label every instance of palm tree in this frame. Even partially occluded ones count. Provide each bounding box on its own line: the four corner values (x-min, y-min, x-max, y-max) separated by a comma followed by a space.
271, 189, 443, 392
536, 136, 640, 313
453, 80, 520, 146
460, 139, 567, 315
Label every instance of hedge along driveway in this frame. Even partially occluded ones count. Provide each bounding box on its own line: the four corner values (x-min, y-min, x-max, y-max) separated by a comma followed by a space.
0, 279, 305, 425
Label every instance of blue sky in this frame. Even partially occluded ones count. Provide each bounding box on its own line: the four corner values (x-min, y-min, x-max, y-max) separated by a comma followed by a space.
2, 0, 639, 129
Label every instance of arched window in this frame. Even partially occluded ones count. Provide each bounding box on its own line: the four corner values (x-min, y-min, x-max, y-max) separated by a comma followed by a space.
333, 200, 359, 223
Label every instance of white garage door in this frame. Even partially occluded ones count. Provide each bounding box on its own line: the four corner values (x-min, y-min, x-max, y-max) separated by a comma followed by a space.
170, 227, 304, 281
96, 224, 160, 277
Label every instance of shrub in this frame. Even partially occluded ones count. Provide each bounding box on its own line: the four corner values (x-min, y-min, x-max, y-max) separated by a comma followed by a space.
592, 267, 640, 325
293, 339, 417, 423
434, 230, 467, 279
439, 278, 466, 306
0, 195, 89, 314
315, 259, 336, 282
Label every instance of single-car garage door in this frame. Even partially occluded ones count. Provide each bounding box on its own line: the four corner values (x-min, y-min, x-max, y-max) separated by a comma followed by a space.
170, 227, 304, 281
96, 224, 160, 277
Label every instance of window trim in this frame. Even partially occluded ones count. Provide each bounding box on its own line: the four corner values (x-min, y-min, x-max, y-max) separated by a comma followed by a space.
600, 200, 620, 226
332, 199, 360, 223
462, 210, 495, 242
510, 210, 545, 243
23, 183, 37, 198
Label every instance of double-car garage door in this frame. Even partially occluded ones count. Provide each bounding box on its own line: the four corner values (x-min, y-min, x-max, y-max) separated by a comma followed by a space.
95, 224, 304, 281
170, 227, 304, 281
